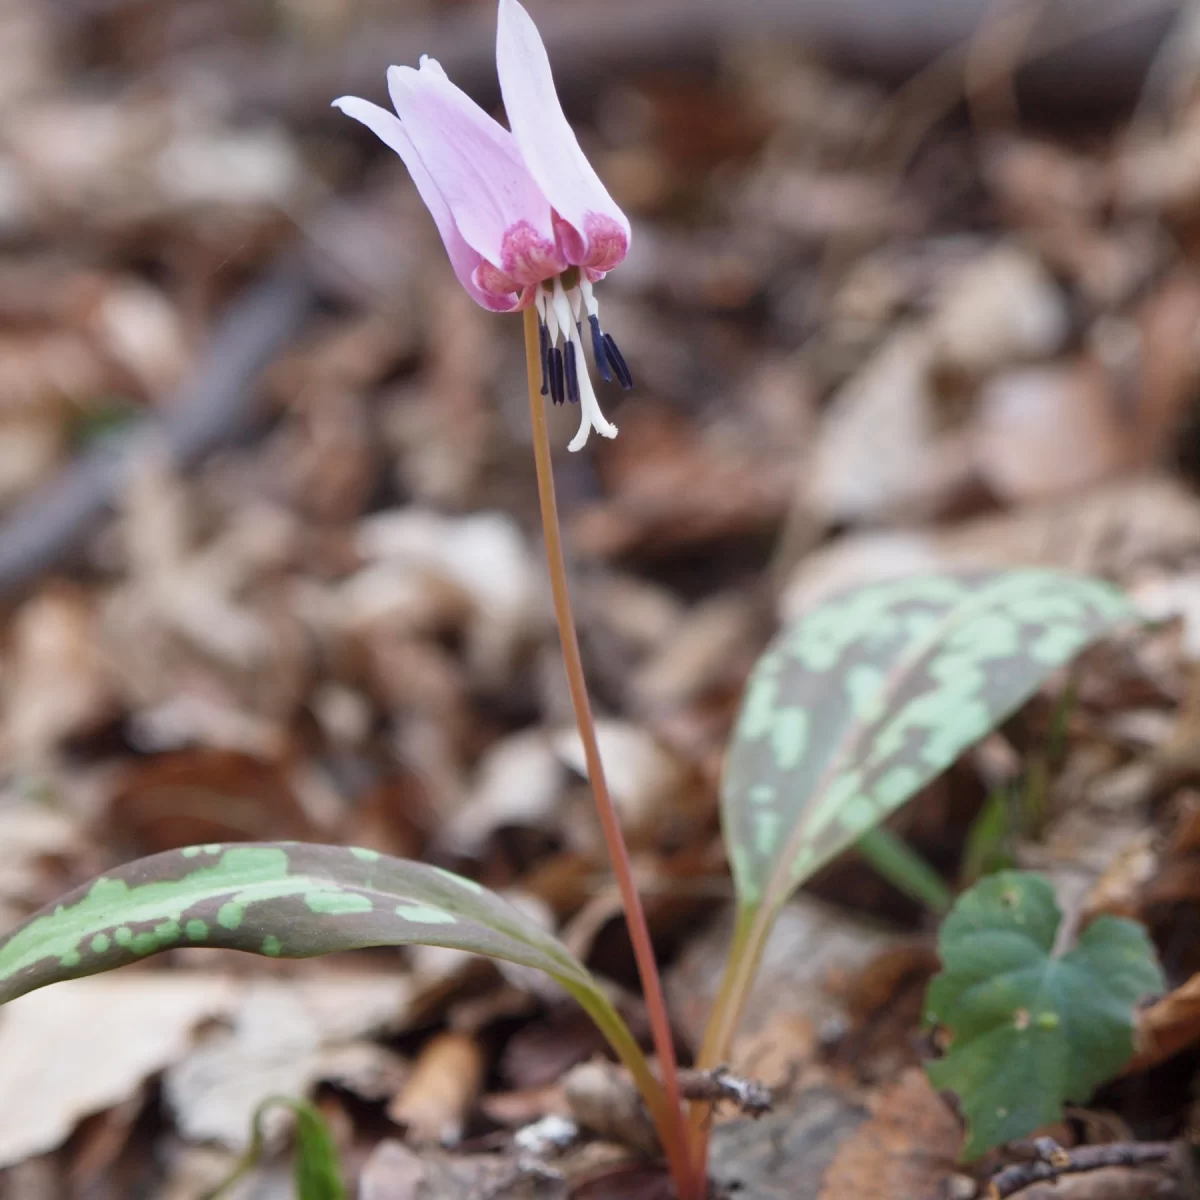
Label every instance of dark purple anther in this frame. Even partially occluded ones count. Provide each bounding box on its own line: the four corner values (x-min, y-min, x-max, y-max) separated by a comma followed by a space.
549, 346, 566, 406
538, 319, 550, 396
588, 315, 612, 383
564, 341, 581, 404
601, 333, 633, 390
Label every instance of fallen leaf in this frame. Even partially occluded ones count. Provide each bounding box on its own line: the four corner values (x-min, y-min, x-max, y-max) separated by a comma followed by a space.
668, 897, 903, 1052
807, 328, 971, 524
387, 1030, 485, 1147
0, 974, 237, 1167
927, 244, 1068, 377
165, 975, 411, 1150
782, 475, 1200, 618
553, 720, 706, 852
972, 360, 1127, 503
817, 1068, 962, 1200
707, 1086, 870, 1200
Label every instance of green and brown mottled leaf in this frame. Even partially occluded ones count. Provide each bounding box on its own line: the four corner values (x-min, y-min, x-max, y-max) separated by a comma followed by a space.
0, 842, 676, 1151
722, 569, 1133, 915
0, 842, 626, 1048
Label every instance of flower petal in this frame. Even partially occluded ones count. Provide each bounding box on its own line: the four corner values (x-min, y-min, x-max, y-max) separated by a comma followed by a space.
496, 0, 630, 271
387, 60, 565, 285
332, 95, 521, 311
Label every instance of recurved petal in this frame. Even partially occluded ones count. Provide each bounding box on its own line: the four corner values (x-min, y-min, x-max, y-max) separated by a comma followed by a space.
387, 61, 565, 286
496, 0, 630, 272
332, 95, 521, 311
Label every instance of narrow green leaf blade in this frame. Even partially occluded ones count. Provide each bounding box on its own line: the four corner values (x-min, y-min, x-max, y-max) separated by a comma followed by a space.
0, 842, 593, 1005
206, 1096, 347, 1200
291, 1101, 348, 1200
924, 871, 1163, 1159
722, 569, 1132, 912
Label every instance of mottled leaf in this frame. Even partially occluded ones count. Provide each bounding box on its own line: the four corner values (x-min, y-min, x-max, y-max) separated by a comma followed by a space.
722, 569, 1132, 914
0, 843, 677, 1155
0, 843, 632, 1059
924, 871, 1163, 1159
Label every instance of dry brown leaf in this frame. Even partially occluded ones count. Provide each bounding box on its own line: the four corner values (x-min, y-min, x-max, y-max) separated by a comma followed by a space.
0, 801, 83, 929
359, 1140, 428, 1200
807, 328, 972, 525
0, 584, 112, 766
165, 975, 412, 1150
668, 898, 903, 1052
972, 359, 1128, 503
782, 474, 1200, 618
927, 244, 1068, 377
553, 720, 707, 852
571, 405, 799, 558
1129, 971, 1200, 1073
387, 1031, 485, 1146
817, 1068, 962, 1200
441, 729, 565, 856
0, 975, 238, 1168
563, 1059, 659, 1157
109, 748, 311, 853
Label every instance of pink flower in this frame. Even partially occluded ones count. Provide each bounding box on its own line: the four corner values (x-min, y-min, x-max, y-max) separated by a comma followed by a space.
333, 0, 632, 450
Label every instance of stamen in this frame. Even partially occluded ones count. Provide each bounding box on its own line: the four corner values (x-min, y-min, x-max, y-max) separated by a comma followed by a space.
564, 340, 580, 404
550, 346, 566, 406
538, 318, 550, 396
550, 278, 575, 347
579, 277, 600, 318
567, 334, 619, 453
602, 333, 633, 390
542, 285, 560, 346
588, 314, 613, 382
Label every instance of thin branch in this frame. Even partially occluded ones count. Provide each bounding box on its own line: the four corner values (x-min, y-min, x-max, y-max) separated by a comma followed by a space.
0, 254, 315, 598
210, 0, 1177, 118
987, 1139, 1175, 1199
678, 1067, 773, 1118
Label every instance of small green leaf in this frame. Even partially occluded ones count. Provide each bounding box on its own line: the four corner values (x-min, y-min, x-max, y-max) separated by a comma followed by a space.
924, 871, 1164, 1159
205, 1096, 346, 1200
722, 569, 1132, 916
290, 1102, 347, 1200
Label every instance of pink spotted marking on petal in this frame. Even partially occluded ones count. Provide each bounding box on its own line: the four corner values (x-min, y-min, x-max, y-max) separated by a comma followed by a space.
474, 259, 521, 296
499, 219, 568, 286
579, 213, 628, 273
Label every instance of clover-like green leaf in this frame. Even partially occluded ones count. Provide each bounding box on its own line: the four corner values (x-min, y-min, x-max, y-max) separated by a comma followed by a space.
0, 842, 647, 1094
924, 871, 1163, 1159
722, 569, 1132, 917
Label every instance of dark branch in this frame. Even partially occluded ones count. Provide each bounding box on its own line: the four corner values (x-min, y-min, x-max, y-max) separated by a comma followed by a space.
987, 1139, 1175, 1199
677, 1067, 773, 1117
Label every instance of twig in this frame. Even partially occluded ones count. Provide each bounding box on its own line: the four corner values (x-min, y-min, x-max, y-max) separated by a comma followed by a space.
208, 0, 1177, 119
987, 1138, 1175, 1198
678, 1067, 773, 1118
0, 253, 315, 598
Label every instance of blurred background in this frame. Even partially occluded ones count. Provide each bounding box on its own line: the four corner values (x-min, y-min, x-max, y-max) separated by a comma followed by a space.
1, 0, 1199, 1195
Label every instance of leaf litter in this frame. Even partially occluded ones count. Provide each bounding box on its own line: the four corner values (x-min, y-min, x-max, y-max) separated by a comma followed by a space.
3, 0, 1200, 1197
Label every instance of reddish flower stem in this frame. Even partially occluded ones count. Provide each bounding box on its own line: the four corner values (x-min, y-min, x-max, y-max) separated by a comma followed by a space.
522, 308, 701, 1199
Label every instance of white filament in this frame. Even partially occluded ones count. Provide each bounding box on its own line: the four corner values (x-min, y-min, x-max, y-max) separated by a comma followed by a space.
538, 277, 616, 452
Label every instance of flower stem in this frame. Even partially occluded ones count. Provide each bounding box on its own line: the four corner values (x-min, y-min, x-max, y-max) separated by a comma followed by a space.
522, 308, 701, 1200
